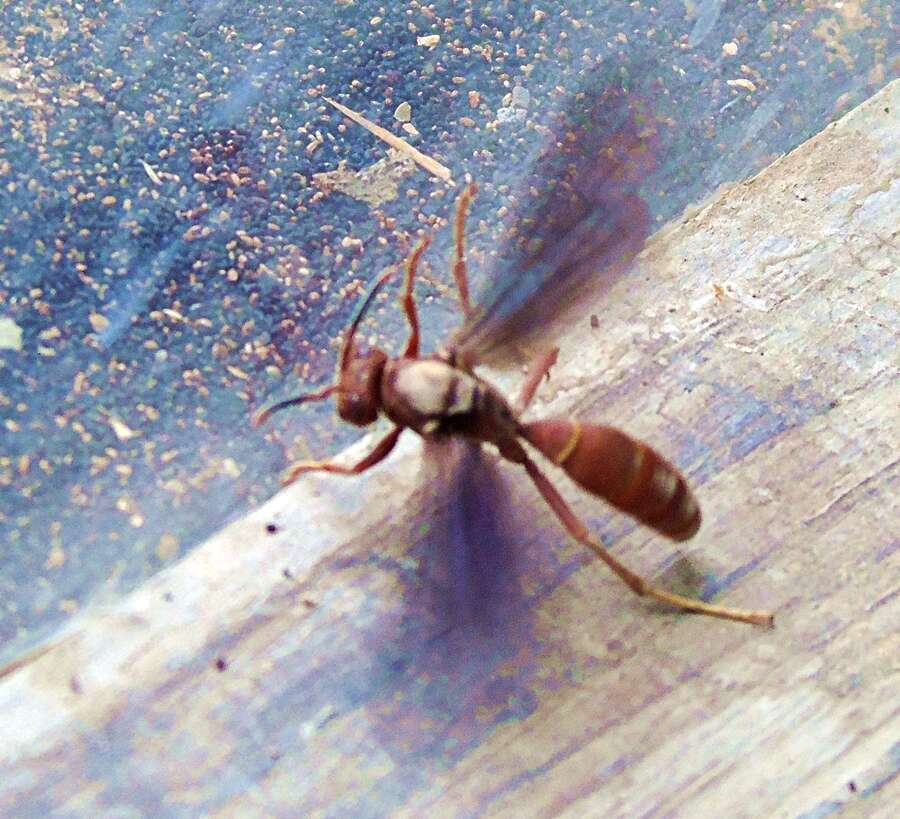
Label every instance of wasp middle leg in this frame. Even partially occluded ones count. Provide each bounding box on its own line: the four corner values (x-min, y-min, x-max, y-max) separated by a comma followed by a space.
452, 182, 478, 318
516, 347, 560, 413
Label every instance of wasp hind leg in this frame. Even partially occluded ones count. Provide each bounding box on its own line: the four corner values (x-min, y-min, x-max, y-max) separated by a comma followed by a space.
519, 453, 774, 627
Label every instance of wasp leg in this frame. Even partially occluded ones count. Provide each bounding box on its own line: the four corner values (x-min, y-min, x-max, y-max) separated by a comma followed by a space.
401, 236, 432, 358
515, 347, 560, 413
282, 426, 404, 486
452, 182, 478, 318
519, 453, 774, 627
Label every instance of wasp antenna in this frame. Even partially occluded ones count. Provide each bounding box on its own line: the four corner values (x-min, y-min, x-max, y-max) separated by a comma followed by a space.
340, 270, 394, 371
252, 384, 339, 427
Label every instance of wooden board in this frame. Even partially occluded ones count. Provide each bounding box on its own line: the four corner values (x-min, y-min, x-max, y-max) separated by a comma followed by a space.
1, 80, 897, 819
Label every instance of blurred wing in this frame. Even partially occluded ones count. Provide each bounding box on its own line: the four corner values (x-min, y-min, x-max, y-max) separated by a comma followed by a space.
411, 438, 524, 633
452, 78, 659, 365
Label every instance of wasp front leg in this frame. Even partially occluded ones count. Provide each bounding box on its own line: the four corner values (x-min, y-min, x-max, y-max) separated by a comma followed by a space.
282, 426, 404, 486
401, 236, 432, 358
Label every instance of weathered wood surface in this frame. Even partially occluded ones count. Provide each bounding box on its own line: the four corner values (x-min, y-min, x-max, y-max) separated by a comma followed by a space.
2, 81, 897, 819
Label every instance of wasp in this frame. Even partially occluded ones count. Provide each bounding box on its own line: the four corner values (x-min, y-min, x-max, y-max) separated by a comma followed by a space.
255, 86, 773, 628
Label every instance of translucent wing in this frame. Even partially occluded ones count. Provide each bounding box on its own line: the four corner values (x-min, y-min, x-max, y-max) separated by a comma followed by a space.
411, 438, 524, 634
452, 77, 658, 365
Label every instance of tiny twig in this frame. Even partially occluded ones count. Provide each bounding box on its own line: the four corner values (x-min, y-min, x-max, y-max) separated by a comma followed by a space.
323, 96, 453, 184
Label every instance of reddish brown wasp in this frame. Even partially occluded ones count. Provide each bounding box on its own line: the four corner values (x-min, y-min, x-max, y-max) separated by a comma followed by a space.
255, 86, 773, 628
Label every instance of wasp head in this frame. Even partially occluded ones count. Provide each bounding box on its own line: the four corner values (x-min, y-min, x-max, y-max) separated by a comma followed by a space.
336, 348, 387, 426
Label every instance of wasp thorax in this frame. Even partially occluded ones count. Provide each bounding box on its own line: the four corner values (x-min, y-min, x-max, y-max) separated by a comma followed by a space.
336, 349, 388, 426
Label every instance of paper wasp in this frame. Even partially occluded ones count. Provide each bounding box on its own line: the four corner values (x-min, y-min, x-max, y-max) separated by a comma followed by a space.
255, 85, 773, 628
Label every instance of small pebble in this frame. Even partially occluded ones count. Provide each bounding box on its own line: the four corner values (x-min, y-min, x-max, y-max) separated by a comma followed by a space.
511, 86, 530, 109
394, 101, 411, 122
727, 78, 757, 92
496, 107, 526, 124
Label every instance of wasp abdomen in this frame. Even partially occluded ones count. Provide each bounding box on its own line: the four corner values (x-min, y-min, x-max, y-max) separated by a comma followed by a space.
522, 419, 701, 541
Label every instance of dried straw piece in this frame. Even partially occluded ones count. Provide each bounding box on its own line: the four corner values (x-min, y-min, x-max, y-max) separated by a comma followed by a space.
323, 96, 453, 184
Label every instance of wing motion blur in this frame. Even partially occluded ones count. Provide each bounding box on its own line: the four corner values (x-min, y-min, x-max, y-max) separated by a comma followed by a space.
451, 75, 660, 365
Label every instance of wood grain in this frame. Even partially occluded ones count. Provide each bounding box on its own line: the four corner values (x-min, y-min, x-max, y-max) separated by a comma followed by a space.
1, 81, 897, 819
